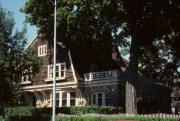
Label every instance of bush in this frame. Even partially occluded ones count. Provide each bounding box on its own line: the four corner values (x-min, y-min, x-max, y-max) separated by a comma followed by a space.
4, 107, 35, 118
4, 107, 50, 121
3, 106, 121, 121
4, 106, 121, 116
69, 106, 122, 114
0, 116, 4, 121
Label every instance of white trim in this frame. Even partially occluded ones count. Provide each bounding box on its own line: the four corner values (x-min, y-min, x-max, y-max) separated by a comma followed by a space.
91, 92, 107, 106
38, 45, 47, 57
68, 51, 77, 82
23, 34, 38, 51
21, 81, 31, 84
58, 91, 77, 107
46, 63, 66, 81
23, 81, 78, 91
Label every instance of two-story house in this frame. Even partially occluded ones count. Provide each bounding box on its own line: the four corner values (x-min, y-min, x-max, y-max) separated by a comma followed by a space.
21, 34, 171, 113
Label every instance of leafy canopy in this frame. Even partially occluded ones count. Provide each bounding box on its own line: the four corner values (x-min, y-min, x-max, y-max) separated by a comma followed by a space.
0, 6, 42, 106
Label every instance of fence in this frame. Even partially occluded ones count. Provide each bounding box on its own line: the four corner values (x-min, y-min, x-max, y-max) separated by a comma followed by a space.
136, 113, 180, 118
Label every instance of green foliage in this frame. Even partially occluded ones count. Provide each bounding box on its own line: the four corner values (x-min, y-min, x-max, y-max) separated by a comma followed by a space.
4, 107, 50, 121
4, 106, 122, 117
0, 6, 42, 106
56, 115, 109, 121
56, 115, 179, 121
3, 107, 179, 121
22, 0, 128, 66
4, 106, 121, 121
111, 115, 179, 121
68, 106, 122, 115
22, 0, 180, 114
138, 41, 179, 84
0, 116, 4, 121
4, 107, 35, 118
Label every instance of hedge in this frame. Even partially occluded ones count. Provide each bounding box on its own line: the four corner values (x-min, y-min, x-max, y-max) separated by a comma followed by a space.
4, 107, 179, 121
4, 106, 122, 116
4, 106, 121, 121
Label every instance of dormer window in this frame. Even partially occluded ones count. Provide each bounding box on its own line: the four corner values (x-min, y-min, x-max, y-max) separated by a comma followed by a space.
47, 63, 66, 81
38, 45, 47, 57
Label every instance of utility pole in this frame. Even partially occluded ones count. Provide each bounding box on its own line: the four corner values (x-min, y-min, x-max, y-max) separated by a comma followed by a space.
52, 0, 57, 121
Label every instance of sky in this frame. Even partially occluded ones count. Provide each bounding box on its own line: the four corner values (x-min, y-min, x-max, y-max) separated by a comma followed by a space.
0, 0, 37, 41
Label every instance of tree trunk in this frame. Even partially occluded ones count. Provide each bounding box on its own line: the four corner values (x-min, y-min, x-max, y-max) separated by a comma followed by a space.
125, 38, 140, 115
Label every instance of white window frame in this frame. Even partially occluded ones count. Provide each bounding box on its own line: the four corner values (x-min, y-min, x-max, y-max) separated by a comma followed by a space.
46, 62, 66, 81
50, 91, 77, 107
38, 45, 47, 57
50, 92, 60, 107
21, 70, 32, 84
91, 92, 107, 106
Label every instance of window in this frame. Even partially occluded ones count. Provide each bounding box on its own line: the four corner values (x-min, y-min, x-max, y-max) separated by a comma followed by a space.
47, 63, 66, 80
91, 92, 108, 106
51, 91, 76, 107
50, 93, 60, 107
98, 93, 103, 106
105, 94, 109, 106
38, 45, 47, 57
22, 70, 32, 84
92, 94, 96, 105
70, 92, 76, 106
62, 92, 67, 107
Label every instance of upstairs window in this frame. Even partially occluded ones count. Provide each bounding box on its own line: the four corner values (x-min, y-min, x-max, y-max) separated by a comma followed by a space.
38, 45, 47, 57
47, 63, 66, 80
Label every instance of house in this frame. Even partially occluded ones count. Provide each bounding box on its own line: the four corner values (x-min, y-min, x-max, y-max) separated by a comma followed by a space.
21, 34, 171, 113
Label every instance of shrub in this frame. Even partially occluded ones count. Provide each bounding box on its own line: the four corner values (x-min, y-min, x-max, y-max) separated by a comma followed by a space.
4, 107, 35, 118
4, 106, 121, 117
69, 106, 121, 114
0, 116, 4, 121
4, 107, 51, 121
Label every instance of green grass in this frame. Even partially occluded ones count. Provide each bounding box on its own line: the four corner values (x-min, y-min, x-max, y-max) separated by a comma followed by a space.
56, 115, 180, 121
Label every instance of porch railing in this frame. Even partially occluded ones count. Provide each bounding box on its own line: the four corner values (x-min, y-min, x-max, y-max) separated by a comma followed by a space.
84, 70, 118, 81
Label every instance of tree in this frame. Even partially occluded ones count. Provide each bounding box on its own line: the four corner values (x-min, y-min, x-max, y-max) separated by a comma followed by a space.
22, 0, 180, 114
22, 0, 130, 75
138, 40, 179, 85
120, 0, 180, 114
0, 6, 42, 106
